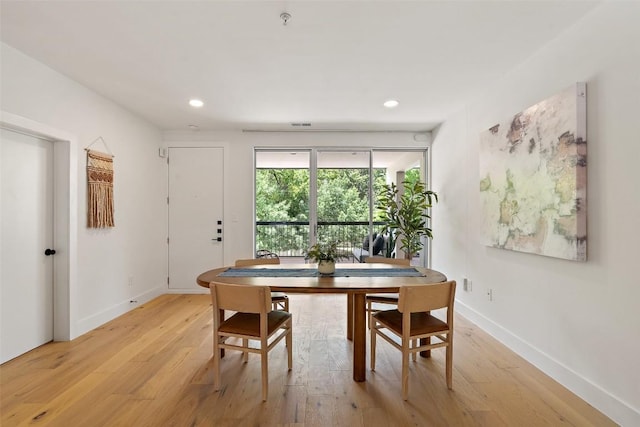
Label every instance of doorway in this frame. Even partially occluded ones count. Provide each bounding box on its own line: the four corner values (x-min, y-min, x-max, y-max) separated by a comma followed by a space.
0, 111, 77, 350
167, 147, 224, 290
1, 129, 54, 362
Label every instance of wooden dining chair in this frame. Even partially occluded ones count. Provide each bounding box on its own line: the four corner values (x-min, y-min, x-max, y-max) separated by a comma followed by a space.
364, 257, 410, 328
370, 281, 456, 400
234, 258, 289, 311
209, 281, 292, 401
363, 257, 411, 266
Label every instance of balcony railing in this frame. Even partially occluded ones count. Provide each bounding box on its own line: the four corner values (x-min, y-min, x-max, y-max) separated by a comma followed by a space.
256, 221, 386, 260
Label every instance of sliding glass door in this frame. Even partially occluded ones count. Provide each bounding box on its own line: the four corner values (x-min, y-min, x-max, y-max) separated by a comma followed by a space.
255, 148, 430, 266
372, 150, 429, 266
316, 150, 374, 261
255, 150, 311, 258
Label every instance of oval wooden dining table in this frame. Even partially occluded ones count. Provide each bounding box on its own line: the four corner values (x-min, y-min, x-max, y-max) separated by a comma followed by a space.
197, 263, 447, 382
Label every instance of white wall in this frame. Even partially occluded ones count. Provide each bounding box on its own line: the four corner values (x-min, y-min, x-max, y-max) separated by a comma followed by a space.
163, 131, 431, 265
430, 3, 640, 425
1, 43, 167, 337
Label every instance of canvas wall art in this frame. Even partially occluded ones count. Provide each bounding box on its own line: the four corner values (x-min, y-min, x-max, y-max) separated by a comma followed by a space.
479, 83, 587, 261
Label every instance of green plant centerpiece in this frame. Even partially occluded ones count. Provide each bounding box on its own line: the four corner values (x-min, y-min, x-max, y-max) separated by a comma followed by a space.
377, 180, 438, 260
306, 241, 345, 274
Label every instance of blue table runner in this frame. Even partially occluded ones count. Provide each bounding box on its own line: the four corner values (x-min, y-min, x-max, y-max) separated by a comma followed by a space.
219, 267, 423, 278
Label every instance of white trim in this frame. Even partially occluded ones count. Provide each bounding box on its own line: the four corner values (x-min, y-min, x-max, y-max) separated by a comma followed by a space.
0, 111, 78, 341
456, 300, 640, 426
165, 288, 209, 295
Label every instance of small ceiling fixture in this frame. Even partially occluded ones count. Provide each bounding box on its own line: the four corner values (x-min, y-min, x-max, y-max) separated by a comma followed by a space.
189, 99, 204, 108
188, 124, 199, 130
280, 12, 291, 26
383, 99, 399, 108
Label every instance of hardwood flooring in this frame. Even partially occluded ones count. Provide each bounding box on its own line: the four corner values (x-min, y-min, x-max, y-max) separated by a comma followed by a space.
0, 294, 615, 426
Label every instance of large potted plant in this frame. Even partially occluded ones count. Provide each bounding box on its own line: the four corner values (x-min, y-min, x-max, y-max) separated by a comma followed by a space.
306, 241, 345, 274
377, 180, 438, 260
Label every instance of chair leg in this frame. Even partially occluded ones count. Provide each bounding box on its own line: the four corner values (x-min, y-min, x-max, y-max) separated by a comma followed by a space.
284, 298, 290, 348
271, 297, 289, 312
213, 335, 220, 392
261, 347, 269, 401
242, 339, 248, 363
412, 339, 417, 362
286, 321, 293, 370
367, 301, 372, 329
446, 341, 453, 390
402, 348, 409, 400
370, 321, 376, 371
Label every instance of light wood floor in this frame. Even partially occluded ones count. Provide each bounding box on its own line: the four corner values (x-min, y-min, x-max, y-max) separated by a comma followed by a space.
1, 294, 615, 426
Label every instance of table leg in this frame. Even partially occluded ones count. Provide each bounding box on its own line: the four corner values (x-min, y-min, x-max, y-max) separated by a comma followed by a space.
219, 309, 225, 358
420, 337, 431, 358
347, 294, 354, 341
420, 310, 431, 357
353, 293, 366, 382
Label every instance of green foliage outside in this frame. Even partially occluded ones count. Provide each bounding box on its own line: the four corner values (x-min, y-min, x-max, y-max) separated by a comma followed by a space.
404, 168, 420, 187
255, 168, 387, 255
256, 169, 310, 222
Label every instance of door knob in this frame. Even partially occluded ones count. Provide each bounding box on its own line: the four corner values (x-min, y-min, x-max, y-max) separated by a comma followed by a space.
44, 248, 56, 256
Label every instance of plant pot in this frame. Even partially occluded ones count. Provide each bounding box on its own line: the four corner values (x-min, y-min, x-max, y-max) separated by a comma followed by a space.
317, 260, 336, 275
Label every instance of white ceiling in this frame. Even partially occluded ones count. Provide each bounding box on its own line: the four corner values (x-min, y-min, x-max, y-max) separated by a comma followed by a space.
0, 1, 600, 132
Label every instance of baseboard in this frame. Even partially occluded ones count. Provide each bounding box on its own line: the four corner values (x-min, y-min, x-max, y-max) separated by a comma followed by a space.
75, 286, 165, 337
456, 301, 639, 426
165, 287, 209, 295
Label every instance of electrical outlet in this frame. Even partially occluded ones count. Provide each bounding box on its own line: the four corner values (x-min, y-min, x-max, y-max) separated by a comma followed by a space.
463, 277, 470, 291
487, 288, 493, 301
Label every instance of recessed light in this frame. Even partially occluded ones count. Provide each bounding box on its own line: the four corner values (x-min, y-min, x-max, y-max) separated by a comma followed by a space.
188, 124, 199, 130
189, 99, 204, 108
383, 99, 399, 108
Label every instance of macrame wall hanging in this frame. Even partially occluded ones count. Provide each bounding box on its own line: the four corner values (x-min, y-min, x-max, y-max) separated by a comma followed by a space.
85, 137, 115, 228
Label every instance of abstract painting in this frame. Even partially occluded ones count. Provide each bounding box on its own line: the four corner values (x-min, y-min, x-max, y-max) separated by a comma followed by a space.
479, 83, 587, 261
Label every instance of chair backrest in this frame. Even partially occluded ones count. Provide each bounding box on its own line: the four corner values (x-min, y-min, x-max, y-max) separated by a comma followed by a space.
398, 281, 456, 314
235, 258, 280, 267
210, 282, 272, 314
255, 249, 279, 259
364, 257, 411, 266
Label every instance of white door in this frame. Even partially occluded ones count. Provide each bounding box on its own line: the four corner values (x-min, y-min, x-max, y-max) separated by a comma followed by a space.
1, 129, 54, 363
168, 147, 224, 290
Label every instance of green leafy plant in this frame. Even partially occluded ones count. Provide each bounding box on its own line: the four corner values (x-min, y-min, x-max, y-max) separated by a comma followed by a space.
377, 180, 438, 260
305, 241, 346, 263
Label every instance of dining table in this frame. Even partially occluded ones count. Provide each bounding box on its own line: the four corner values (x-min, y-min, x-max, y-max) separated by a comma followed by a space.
196, 263, 447, 382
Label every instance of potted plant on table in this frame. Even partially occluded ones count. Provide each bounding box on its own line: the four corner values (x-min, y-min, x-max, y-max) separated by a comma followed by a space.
377, 180, 438, 260
306, 241, 345, 275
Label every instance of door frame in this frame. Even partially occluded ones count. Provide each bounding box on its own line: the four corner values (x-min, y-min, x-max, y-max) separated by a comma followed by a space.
1, 111, 78, 341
